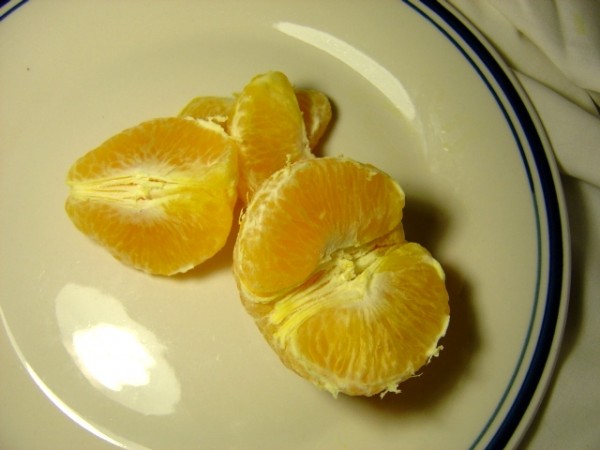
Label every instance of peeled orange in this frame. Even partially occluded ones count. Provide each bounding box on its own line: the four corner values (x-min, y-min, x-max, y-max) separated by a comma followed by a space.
228, 71, 313, 202
64, 71, 449, 399
65, 117, 238, 275
233, 157, 449, 397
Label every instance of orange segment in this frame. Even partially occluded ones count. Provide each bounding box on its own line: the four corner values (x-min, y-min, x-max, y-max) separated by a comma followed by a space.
178, 96, 234, 127
65, 117, 238, 276
295, 88, 332, 149
178, 89, 332, 150
233, 157, 449, 397
284, 242, 449, 397
228, 71, 312, 202
235, 157, 405, 297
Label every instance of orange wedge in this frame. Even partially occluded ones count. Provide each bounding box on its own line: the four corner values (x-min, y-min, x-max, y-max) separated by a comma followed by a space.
178, 96, 235, 127
228, 71, 313, 202
233, 157, 449, 397
65, 117, 238, 275
179, 89, 332, 150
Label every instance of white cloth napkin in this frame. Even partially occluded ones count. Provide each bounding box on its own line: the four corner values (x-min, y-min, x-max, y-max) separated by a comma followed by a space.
447, 1, 600, 448
448, 0, 600, 189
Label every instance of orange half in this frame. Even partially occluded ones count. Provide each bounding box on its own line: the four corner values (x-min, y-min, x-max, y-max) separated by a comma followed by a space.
233, 157, 449, 397
65, 117, 238, 275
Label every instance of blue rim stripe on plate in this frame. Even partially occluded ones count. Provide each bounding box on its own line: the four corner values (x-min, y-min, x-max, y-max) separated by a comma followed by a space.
404, 1, 565, 449
399, 5, 543, 448
0, 0, 28, 22
404, 0, 565, 448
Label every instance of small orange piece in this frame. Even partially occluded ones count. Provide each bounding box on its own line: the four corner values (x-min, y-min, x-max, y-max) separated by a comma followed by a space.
178, 96, 235, 127
233, 157, 449, 397
65, 117, 238, 275
178, 89, 332, 150
294, 88, 332, 149
228, 71, 312, 202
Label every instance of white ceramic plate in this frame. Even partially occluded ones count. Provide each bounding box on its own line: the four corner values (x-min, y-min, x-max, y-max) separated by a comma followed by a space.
0, 1, 570, 449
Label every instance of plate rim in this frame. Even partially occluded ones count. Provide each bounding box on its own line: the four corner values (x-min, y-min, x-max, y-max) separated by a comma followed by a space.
0, 0, 29, 22
406, 1, 571, 448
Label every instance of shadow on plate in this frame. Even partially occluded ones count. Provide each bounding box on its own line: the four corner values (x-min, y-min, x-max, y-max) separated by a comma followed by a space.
347, 197, 480, 414
402, 195, 449, 254
349, 263, 478, 415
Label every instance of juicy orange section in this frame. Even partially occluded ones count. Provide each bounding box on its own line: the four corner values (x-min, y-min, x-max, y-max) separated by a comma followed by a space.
228, 71, 312, 202
178, 96, 234, 126
294, 89, 332, 149
233, 157, 449, 397
289, 243, 449, 396
178, 89, 332, 150
234, 157, 405, 297
65, 117, 238, 275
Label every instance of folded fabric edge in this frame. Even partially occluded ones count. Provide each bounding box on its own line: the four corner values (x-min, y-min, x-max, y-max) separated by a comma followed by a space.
447, 0, 600, 116
516, 72, 600, 189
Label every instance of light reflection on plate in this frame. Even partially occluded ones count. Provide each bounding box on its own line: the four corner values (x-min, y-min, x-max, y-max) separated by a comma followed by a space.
274, 21, 416, 121
56, 283, 181, 416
